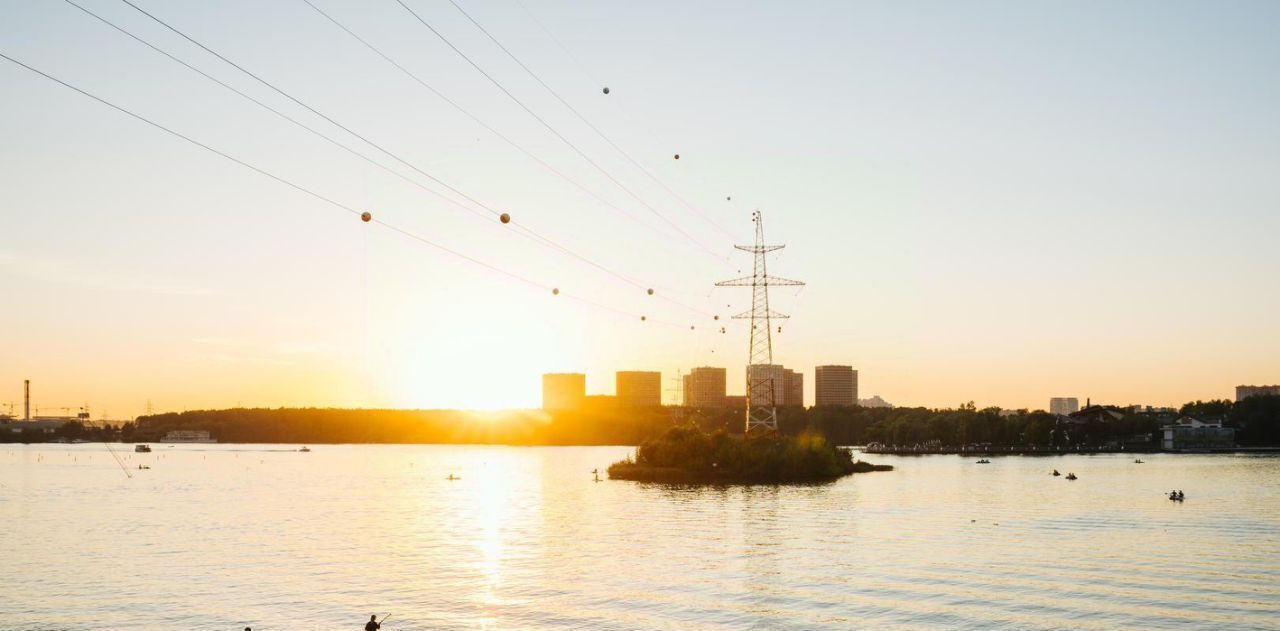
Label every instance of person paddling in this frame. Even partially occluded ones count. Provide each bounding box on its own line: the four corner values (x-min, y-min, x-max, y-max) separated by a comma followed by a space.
365, 614, 384, 630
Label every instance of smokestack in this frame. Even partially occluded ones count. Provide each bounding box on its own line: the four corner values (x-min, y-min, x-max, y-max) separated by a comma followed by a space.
24, 379, 30, 420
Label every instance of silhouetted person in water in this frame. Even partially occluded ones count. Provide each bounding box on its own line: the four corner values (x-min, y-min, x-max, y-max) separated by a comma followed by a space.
365, 614, 381, 631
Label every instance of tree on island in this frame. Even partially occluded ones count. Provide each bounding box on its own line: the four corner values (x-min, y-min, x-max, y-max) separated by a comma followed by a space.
607, 426, 891, 484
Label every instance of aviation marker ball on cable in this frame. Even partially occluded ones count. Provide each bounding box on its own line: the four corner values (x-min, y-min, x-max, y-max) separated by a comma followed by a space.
647, 288, 654, 296
673, 154, 680, 160
361, 211, 372, 222
552, 288, 559, 295
500, 212, 511, 224
602, 86, 610, 95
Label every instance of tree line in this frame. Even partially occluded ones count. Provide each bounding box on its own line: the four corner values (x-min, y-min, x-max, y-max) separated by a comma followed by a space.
4, 395, 1278, 446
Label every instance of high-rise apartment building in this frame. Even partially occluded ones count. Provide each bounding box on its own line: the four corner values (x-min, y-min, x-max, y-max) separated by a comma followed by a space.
683, 367, 727, 408
1050, 397, 1080, 416
1236, 385, 1280, 402
542, 373, 586, 410
746, 364, 785, 408
815, 365, 857, 406
616, 371, 661, 407
782, 368, 803, 407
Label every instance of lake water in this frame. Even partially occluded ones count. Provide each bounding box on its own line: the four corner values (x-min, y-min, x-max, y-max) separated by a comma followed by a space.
1, 444, 1277, 630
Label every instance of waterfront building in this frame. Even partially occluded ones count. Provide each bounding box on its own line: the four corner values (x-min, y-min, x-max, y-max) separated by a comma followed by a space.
814, 365, 857, 407
782, 368, 803, 407
684, 367, 727, 408
542, 373, 586, 410
1050, 397, 1079, 416
1161, 416, 1235, 450
1236, 385, 1280, 401
616, 371, 661, 407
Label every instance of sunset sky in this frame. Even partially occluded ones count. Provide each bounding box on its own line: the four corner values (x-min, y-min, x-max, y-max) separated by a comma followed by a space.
2, 0, 1278, 417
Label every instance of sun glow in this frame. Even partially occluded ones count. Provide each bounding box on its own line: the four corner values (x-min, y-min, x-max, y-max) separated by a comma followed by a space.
375, 292, 571, 410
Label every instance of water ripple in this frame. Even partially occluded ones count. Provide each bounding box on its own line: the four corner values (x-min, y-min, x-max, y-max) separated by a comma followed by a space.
1, 446, 1277, 629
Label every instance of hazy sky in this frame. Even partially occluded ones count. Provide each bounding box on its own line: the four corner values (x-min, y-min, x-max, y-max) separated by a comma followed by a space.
2, 0, 1278, 417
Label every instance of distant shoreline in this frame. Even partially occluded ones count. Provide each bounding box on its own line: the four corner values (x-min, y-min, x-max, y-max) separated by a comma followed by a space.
7, 397, 1278, 451
863, 446, 1280, 456
10, 439, 1280, 454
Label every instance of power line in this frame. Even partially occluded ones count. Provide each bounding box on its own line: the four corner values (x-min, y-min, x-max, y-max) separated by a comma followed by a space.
510, 0, 602, 88
298, 0, 700, 258
60, 0, 478, 223
0, 50, 699, 328
0, 50, 530, 292
446, 0, 734, 240
65, 0, 651, 293
391, 0, 724, 261
117, 0, 499, 219
110, 0, 715, 310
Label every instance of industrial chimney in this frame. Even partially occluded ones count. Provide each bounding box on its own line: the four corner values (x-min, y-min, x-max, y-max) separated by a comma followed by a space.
24, 379, 30, 420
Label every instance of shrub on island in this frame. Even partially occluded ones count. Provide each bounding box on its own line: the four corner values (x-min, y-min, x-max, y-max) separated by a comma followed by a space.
608, 426, 892, 484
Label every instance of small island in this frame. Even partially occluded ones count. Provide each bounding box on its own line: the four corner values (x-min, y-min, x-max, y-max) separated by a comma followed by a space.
608, 426, 892, 484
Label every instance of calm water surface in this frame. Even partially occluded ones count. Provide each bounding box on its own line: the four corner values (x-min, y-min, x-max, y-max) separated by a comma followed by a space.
1, 445, 1277, 630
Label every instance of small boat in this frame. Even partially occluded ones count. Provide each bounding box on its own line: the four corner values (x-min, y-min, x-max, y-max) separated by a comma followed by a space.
1065, 473, 1077, 480
446, 474, 460, 481
976, 459, 991, 464
134, 444, 151, 453
299, 446, 311, 453
1134, 459, 1144, 464
1052, 469, 1061, 476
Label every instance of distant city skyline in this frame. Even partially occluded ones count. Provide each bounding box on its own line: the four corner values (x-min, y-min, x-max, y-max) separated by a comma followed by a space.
3, 1, 1277, 415
5, 372, 1273, 420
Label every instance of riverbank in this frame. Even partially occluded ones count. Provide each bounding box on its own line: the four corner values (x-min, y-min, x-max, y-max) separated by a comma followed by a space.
862, 445, 1280, 455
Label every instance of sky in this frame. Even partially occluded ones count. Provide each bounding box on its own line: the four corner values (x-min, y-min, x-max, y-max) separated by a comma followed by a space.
2, 0, 1278, 418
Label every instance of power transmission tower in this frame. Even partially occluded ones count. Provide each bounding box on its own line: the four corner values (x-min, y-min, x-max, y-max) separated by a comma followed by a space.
716, 211, 804, 432
666, 370, 685, 406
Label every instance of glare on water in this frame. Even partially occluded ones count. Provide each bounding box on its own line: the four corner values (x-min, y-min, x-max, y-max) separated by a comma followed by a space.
1, 445, 1277, 630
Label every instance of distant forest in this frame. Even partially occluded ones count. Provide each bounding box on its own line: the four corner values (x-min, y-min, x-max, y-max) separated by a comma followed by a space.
14, 395, 1278, 446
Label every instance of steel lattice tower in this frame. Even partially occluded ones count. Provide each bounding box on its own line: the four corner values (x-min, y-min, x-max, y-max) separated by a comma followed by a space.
716, 211, 804, 432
